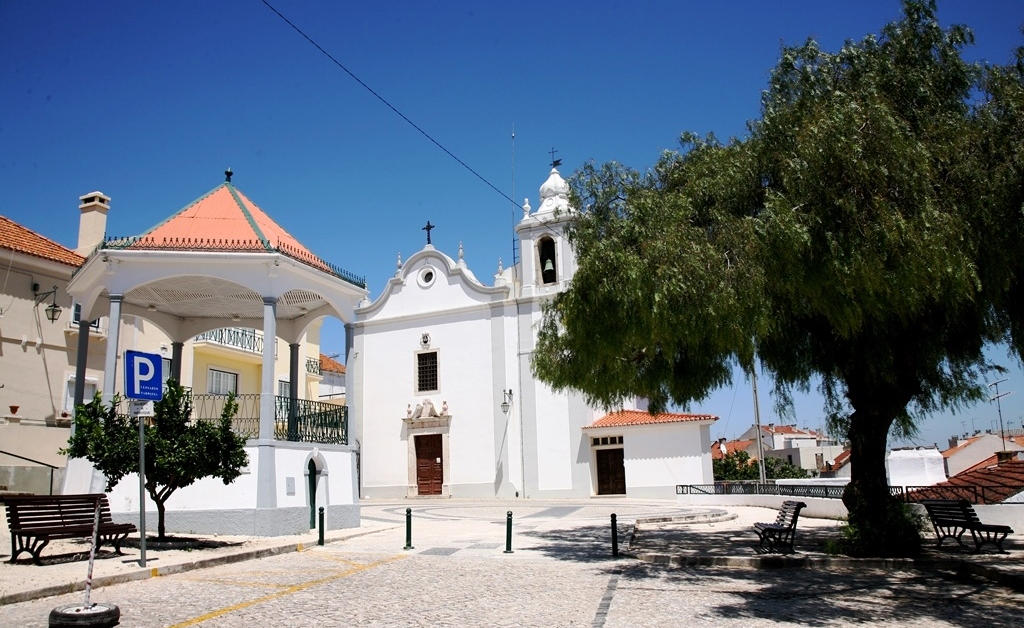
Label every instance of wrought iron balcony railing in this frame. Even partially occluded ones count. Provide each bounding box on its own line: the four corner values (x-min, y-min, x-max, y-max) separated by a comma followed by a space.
194, 327, 263, 355
306, 357, 321, 375
114, 392, 346, 445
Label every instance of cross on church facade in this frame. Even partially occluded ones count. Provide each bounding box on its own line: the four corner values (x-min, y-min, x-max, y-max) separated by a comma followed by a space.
422, 220, 436, 245
549, 147, 561, 169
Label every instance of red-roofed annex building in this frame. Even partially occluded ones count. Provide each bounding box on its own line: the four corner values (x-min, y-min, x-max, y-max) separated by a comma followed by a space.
2, 175, 367, 535
352, 166, 718, 499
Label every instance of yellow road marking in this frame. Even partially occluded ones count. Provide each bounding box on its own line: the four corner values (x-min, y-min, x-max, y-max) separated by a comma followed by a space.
176, 576, 292, 589
169, 554, 405, 627
313, 554, 365, 566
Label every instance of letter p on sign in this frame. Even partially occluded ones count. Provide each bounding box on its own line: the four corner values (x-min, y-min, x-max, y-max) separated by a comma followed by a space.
125, 350, 163, 401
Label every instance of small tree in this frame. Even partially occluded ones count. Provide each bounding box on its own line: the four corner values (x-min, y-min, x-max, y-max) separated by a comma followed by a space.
64, 381, 248, 538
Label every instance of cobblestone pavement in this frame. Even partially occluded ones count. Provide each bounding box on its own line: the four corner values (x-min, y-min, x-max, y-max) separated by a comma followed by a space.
3, 500, 1023, 626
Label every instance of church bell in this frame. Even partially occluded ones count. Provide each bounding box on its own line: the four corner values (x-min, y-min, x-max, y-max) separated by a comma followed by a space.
542, 258, 554, 274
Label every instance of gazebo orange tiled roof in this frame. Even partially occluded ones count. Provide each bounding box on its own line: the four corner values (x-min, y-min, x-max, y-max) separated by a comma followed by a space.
103, 176, 362, 287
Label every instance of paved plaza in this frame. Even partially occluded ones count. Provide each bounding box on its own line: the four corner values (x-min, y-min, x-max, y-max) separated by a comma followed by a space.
3, 499, 1023, 626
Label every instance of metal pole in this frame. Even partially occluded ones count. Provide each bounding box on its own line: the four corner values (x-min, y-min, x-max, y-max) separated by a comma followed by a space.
989, 379, 1012, 451
138, 415, 147, 567
83, 498, 101, 608
751, 361, 767, 485
504, 511, 513, 553
404, 507, 414, 550
318, 507, 325, 546
611, 513, 618, 557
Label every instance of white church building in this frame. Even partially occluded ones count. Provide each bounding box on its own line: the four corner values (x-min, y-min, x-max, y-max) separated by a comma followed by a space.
349, 166, 717, 499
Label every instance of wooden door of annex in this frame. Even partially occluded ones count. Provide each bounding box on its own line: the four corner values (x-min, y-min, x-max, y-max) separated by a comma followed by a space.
596, 448, 626, 495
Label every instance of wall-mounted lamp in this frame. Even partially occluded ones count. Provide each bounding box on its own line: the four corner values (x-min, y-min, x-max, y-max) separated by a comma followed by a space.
500, 389, 513, 414
32, 283, 63, 323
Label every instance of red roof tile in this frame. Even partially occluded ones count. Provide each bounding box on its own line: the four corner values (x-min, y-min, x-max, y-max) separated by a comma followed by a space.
0, 215, 85, 267
763, 425, 818, 436
909, 459, 1024, 504
831, 450, 851, 468
320, 354, 346, 375
585, 410, 717, 429
711, 439, 754, 460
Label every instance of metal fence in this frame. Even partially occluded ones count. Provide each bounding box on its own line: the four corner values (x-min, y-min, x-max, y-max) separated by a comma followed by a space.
113, 392, 346, 445
678, 483, 1006, 505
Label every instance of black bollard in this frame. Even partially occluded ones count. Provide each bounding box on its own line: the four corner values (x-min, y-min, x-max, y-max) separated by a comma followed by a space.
611, 513, 618, 557
404, 507, 414, 550
318, 507, 325, 546
504, 510, 514, 553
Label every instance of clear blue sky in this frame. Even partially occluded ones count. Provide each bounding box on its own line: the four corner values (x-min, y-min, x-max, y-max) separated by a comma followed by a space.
2, 1, 1021, 447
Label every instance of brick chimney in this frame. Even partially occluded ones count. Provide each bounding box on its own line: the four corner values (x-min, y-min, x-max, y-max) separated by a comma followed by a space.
76, 191, 110, 256
996, 450, 1022, 464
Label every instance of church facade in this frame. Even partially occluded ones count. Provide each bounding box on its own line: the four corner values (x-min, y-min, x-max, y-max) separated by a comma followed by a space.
350, 167, 717, 499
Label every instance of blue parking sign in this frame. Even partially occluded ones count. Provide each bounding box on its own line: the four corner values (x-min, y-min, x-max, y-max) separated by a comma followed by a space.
125, 350, 163, 401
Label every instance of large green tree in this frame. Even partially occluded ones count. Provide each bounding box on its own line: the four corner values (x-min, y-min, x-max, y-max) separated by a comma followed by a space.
65, 381, 249, 538
533, 1, 1023, 556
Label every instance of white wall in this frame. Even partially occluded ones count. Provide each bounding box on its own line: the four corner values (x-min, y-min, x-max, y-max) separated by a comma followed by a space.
887, 448, 947, 486
106, 445, 260, 513
358, 309, 499, 493
624, 423, 713, 489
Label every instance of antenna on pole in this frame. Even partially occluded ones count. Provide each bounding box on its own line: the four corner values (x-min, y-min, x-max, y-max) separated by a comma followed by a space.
989, 379, 1013, 452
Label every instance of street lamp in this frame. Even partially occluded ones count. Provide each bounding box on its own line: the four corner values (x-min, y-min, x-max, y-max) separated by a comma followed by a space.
500, 389, 513, 414
32, 283, 62, 323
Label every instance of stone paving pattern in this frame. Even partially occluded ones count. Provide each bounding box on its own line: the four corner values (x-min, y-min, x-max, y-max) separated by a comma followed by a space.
3, 499, 1024, 626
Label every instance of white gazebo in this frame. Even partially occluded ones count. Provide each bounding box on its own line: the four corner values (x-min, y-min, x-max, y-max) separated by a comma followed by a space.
63, 172, 367, 535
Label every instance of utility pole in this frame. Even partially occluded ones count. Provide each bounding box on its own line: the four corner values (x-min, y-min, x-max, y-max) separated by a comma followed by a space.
751, 362, 767, 484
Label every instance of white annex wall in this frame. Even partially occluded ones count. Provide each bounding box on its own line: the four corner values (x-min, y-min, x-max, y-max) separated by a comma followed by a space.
590, 422, 715, 493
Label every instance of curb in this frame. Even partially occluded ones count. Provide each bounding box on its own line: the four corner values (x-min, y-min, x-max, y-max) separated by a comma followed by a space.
0, 525, 399, 606
635, 510, 738, 525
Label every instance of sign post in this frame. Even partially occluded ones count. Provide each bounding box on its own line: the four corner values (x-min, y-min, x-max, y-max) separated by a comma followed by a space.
125, 350, 162, 567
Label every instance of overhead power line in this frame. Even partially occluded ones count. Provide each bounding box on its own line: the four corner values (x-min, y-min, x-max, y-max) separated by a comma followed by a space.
261, 0, 519, 210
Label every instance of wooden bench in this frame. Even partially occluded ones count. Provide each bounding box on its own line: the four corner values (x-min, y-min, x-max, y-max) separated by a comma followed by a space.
921, 499, 1014, 553
3, 493, 136, 565
753, 500, 807, 553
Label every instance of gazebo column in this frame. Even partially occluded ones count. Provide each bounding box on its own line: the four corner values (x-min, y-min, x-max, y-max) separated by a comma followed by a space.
101, 294, 123, 403
288, 343, 299, 440
257, 296, 278, 509
72, 315, 92, 436
170, 341, 183, 383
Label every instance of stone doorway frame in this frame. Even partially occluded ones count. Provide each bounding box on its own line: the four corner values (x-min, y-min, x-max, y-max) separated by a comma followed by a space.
403, 415, 451, 497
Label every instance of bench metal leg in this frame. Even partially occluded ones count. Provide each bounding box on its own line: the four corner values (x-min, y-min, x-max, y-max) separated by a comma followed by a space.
10, 534, 50, 565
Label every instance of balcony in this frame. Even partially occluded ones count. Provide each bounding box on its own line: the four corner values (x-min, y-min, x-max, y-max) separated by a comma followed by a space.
194, 327, 264, 355
306, 357, 321, 376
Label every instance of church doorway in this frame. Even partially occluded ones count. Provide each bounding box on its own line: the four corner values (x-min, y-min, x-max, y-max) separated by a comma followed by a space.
415, 434, 443, 495
595, 448, 626, 495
